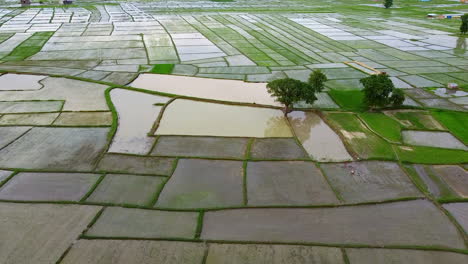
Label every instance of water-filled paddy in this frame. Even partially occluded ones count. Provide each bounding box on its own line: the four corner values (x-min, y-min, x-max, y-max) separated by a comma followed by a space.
156, 99, 292, 137
0, 73, 47, 91
0, 2, 468, 262
288, 111, 352, 162
108, 88, 170, 155
130, 73, 279, 106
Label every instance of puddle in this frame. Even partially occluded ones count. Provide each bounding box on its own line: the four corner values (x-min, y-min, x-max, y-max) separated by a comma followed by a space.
130, 74, 280, 106
288, 111, 352, 162
0, 73, 47, 91
156, 99, 292, 138
108, 89, 170, 155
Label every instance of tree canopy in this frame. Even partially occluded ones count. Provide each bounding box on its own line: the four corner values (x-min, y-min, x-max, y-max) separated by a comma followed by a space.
461, 14, 468, 34
384, 0, 393, 9
360, 73, 404, 109
308, 69, 328, 93
267, 78, 317, 115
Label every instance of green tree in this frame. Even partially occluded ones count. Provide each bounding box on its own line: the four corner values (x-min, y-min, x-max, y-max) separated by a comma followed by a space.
390, 88, 405, 107
308, 69, 328, 93
267, 78, 317, 115
384, 0, 393, 9
360, 73, 400, 110
460, 14, 468, 34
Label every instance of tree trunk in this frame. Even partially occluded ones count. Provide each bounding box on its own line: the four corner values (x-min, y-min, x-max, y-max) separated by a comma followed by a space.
283, 105, 292, 116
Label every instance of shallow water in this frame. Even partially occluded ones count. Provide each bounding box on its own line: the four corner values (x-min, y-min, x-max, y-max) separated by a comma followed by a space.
0, 77, 109, 111
109, 89, 170, 155
402, 131, 467, 151
130, 73, 280, 106
0, 73, 47, 91
433, 88, 468, 98
156, 99, 292, 137
288, 111, 353, 162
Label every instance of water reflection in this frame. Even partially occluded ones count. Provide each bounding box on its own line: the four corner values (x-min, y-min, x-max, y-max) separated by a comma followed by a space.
109, 89, 170, 155
288, 111, 352, 162
156, 99, 292, 137
130, 74, 280, 106
288, 111, 319, 142
264, 116, 295, 137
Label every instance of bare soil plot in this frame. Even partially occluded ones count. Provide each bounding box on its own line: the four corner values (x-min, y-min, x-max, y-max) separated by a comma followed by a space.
86, 207, 198, 239
321, 161, 422, 203
61, 240, 206, 264
346, 248, 468, 264
156, 159, 244, 208
0, 172, 100, 201
201, 200, 464, 248
0, 127, 109, 171
247, 161, 339, 206
151, 136, 248, 159
0, 203, 101, 264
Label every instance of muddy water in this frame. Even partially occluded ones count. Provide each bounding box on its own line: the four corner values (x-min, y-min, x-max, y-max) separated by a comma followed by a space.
288, 111, 352, 162
0, 73, 47, 91
109, 89, 170, 155
130, 73, 280, 106
156, 99, 292, 137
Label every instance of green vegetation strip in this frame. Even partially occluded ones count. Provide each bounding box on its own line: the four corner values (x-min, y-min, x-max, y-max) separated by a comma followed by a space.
2, 32, 54, 61
395, 145, 468, 164
432, 111, 468, 144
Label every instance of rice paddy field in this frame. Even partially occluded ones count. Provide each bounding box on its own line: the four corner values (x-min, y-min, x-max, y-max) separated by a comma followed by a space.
0, 0, 467, 263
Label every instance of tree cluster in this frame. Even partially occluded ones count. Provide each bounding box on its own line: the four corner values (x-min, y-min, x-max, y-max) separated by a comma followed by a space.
267, 70, 405, 115
266, 70, 327, 115
384, 0, 393, 9
461, 14, 468, 35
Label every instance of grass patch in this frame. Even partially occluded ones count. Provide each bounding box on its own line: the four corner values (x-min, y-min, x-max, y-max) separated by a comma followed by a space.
396, 145, 468, 164
432, 110, 468, 144
359, 112, 402, 142
328, 89, 367, 111
460, 84, 468, 92
325, 112, 395, 160
150, 64, 174, 74
2, 32, 54, 61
